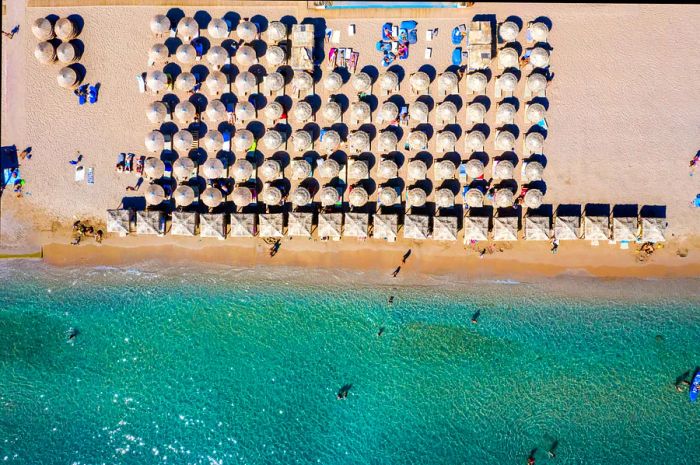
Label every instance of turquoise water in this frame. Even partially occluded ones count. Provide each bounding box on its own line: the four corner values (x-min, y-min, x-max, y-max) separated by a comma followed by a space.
1, 262, 699, 465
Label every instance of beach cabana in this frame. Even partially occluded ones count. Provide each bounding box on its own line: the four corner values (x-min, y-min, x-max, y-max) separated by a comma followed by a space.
373, 214, 398, 242
584, 215, 610, 241
613, 216, 639, 242
344, 212, 369, 239
106, 209, 133, 236
492, 216, 518, 241
554, 215, 581, 240
32, 17, 55, 40
173, 185, 195, 207
287, 211, 313, 237
207, 18, 229, 39
467, 102, 486, 124
318, 212, 343, 239
150, 14, 170, 37
292, 130, 313, 152
259, 213, 284, 237
35, 41, 56, 64
433, 216, 458, 241
229, 213, 256, 237
525, 215, 551, 240
404, 214, 430, 240
291, 186, 312, 207
464, 215, 489, 242
136, 210, 165, 236
145, 183, 165, 205
290, 24, 314, 71
171, 211, 198, 236
641, 217, 666, 243
200, 213, 226, 239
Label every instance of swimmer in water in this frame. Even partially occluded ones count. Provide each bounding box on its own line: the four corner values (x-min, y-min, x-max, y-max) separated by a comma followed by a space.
68, 328, 79, 341
388, 296, 394, 304
378, 327, 385, 337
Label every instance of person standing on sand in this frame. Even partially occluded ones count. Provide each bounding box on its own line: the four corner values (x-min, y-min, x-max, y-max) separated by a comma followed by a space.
402, 249, 412, 263
550, 238, 559, 254
391, 266, 401, 277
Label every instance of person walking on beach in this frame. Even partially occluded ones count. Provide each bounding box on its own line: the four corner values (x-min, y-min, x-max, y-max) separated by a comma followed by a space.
391, 266, 401, 277
550, 238, 559, 254
1, 26, 19, 39
402, 249, 412, 263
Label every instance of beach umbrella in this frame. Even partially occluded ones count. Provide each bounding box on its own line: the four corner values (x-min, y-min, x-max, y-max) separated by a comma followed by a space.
34, 41, 56, 64
438, 71, 459, 91
206, 70, 228, 95
292, 130, 313, 152
466, 130, 486, 151
320, 130, 341, 153
235, 71, 258, 95
177, 17, 199, 40
352, 72, 372, 92
499, 21, 520, 42
378, 131, 398, 152
379, 71, 399, 91
524, 189, 544, 209
408, 159, 427, 179
176, 44, 196, 64
175, 72, 196, 91
147, 101, 168, 123
265, 45, 286, 66
203, 130, 224, 152
349, 160, 369, 179
530, 22, 549, 42
262, 130, 284, 151
264, 72, 285, 92
206, 46, 229, 68
408, 188, 427, 207
292, 71, 313, 91
55, 18, 76, 41
466, 159, 485, 178
495, 131, 516, 151
318, 158, 340, 178
465, 188, 484, 208
291, 159, 312, 179
149, 43, 169, 63
322, 102, 342, 122
436, 188, 455, 208
496, 102, 517, 123
144, 157, 165, 179
201, 187, 223, 208
207, 18, 229, 39
467, 102, 486, 123
498, 72, 518, 93
380, 187, 398, 206
494, 189, 514, 208
349, 186, 369, 207
379, 101, 399, 122
324, 72, 343, 91
173, 129, 194, 152
172, 157, 195, 181
351, 101, 371, 121
266, 21, 287, 43
527, 103, 547, 123
202, 158, 225, 179
530, 47, 550, 68
57, 66, 78, 89
174, 101, 196, 123
348, 131, 369, 152
409, 101, 429, 122
525, 161, 544, 180
206, 99, 227, 122
145, 183, 165, 205
408, 130, 428, 150
262, 185, 282, 205
231, 159, 254, 181
291, 186, 312, 206
144, 130, 164, 152
527, 73, 547, 93
495, 160, 514, 179
56, 42, 76, 64
150, 14, 170, 36
233, 129, 254, 152
237, 21, 257, 42
498, 47, 519, 68
435, 159, 456, 179
235, 101, 256, 121
467, 72, 488, 92
378, 159, 398, 178
410, 71, 430, 93
526, 132, 545, 152
320, 186, 340, 206
146, 70, 168, 92
232, 186, 253, 206
173, 185, 195, 206
437, 101, 458, 121
236, 45, 257, 66
293, 101, 313, 122
262, 102, 283, 122
32, 17, 54, 40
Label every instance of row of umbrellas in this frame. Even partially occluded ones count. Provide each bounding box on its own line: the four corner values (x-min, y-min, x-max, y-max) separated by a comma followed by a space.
498, 20, 550, 43
149, 14, 288, 44
32, 17, 78, 41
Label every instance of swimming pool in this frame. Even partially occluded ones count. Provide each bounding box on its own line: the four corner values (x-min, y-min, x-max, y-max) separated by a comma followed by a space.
318, 1, 465, 9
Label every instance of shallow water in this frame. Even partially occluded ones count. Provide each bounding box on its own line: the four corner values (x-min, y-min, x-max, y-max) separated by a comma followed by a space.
1, 262, 699, 465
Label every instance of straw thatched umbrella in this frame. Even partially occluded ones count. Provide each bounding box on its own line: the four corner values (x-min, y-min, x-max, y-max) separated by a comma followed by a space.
499, 21, 520, 42
230, 213, 256, 237
641, 217, 666, 242
262, 130, 284, 151
205, 99, 227, 123
346, 131, 368, 153
261, 102, 283, 123
318, 213, 343, 238
266, 21, 287, 43
35, 41, 56, 64
433, 216, 458, 241
175, 72, 196, 92
352, 72, 372, 92
173, 130, 194, 152
202, 157, 225, 179
530, 47, 550, 68
404, 214, 430, 240
292, 130, 313, 152
379, 71, 399, 91
57, 42, 76, 64
378, 187, 398, 206
408, 187, 427, 207
171, 211, 197, 236
145, 183, 165, 205
322, 102, 342, 122
379, 159, 398, 179
288, 211, 313, 236
208, 18, 229, 39
292, 71, 314, 92
349, 159, 369, 179
324, 72, 343, 92
494, 189, 514, 208
555, 215, 581, 240
291, 186, 312, 207
495, 160, 514, 179
408, 130, 428, 151
321, 130, 341, 153
344, 212, 369, 238
260, 159, 281, 181
496, 102, 517, 124
146, 70, 168, 92
378, 101, 399, 123
524, 189, 544, 209
172, 157, 195, 181
527, 73, 547, 93
150, 15, 170, 36
435, 159, 456, 179
525, 161, 544, 181
498, 72, 518, 93
493, 216, 518, 241
231, 159, 254, 182
264, 72, 285, 92
291, 159, 312, 179
206, 46, 229, 68
378, 131, 398, 152
464, 215, 489, 241
495, 130, 516, 151
349, 186, 369, 207
435, 188, 455, 209
55, 18, 76, 41
527, 103, 547, 123
613, 216, 638, 241
177, 17, 199, 40
174, 101, 196, 123
320, 186, 340, 206
262, 185, 283, 205
410, 71, 430, 93
437, 101, 458, 122
203, 130, 224, 152
149, 43, 169, 64
201, 187, 223, 209
144, 157, 165, 179
173, 185, 195, 207
265, 45, 286, 66
409, 101, 429, 122
374, 213, 398, 240
526, 132, 545, 153
237, 20, 257, 42
32, 17, 55, 40
467, 72, 488, 93
293, 101, 313, 122
438, 71, 459, 92
585, 215, 610, 241
530, 22, 549, 42
236, 45, 257, 66
498, 47, 519, 68
408, 159, 427, 180
147, 101, 168, 124
232, 186, 253, 206
465, 188, 485, 208
349, 102, 370, 123
235, 101, 256, 121
235, 71, 257, 94
437, 131, 457, 152
466, 159, 484, 178
107, 209, 132, 235
466, 102, 486, 123
57, 66, 78, 89
136, 210, 165, 235
144, 130, 165, 152
233, 129, 254, 152
176, 44, 196, 64
466, 129, 486, 151
206, 70, 229, 95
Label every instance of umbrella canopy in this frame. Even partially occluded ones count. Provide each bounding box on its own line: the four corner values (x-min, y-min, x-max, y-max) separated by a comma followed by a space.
437, 101, 458, 121
379, 158, 398, 178
203, 130, 224, 152
435, 159, 456, 179
259, 213, 284, 237
378, 131, 398, 152
344, 212, 369, 238
438, 71, 459, 91
150, 15, 170, 36
464, 215, 489, 241
498, 72, 518, 92
527, 73, 547, 93
496, 102, 517, 124
262, 185, 283, 205
641, 217, 666, 242
206, 46, 229, 68
524, 161, 544, 181
498, 47, 519, 68
202, 157, 225, 179
465, 188, 485, 208
348, 131, 370, 152
530, 47, 550, 68
408, 188, 427, 207
146, 70, 168, 92
262, 130, 284, 151
495, 160, 514, 179
292, 130, 313, 152
409, 101, 429, 122
288, 211, 313, 236
172, 157, 195, 181
466, 130, 486, 151
230, 213, 256, 237
320, 186, 340, 206
374, 213, 398, 240
174, 101, 196, 123
201, 187, 223, 208
265, 45, 286, 66
585, 216, 610, 241
175, 72, 196, 91
264, 72, 285, 93
177, 17, 199, 40
237, 21, 257, 42
435, 188, 455, 208
176, 43, 196, 63
349, 186, 369, 207
206, 99, 227, 122
379, 101, 399, 122
493, 216, 518, 241
379, 71, 399, 91
408, 159, 428, 179
322, 102, 342, 122
404, 214, 430, 240
530, 22, 549, 42
264, 101, 284, 121
525, 215, 550, 240
145, 183, 165, 205
351, 101, 371, 121
136, 210, 164, 235
555, 215, 581, 240
321, 130, 341, 153
173, 129, 194, 152
206, 70, 228, 95
147, 101, 168, 124
149, 43, 169, 63
467, 102, 487, 123
57, 66, 78, 89
433, 216, 458, 241
55, 18, 76, 41
266, 21, 287, 43
318, 213, 343, 238
408, 130, 428, 150
318, 158, 340, 178
379, 187, 398, 206
32, 17, 55, 40
235, 71, 257, 93
524, 189, 544, 209
231, 159, 254, 181
144, 130, 165, 152
291, 159, 312, 179
57, 42, 76, 63
466, 159, 485, 178
494, 189, 514, 208
613, 216, 638, 241
499, 21, 520, 42
207, 18, 229, 39
527, 103, 547, 123
324, 72, 343, 91
235, 101, 256, 120
348, 159, 369, 179
233, 129, 254, 152
292, 71, 314, 91
526, 132, 545, 152
144, 157, 165, 179
173, 185, 195, 207
35, 41, 56, 64
236, 45, 257, 66
437, 131, 457, 152
293, 101, 313, 122
467, 72, 488, 92
232, 186, 253, 206
410, 71, 430, 92
352, 72, 372, 92
495, 130, 516, 151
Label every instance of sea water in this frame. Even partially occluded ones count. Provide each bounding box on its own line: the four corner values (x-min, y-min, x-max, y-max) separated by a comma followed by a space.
1, 262, 699, 465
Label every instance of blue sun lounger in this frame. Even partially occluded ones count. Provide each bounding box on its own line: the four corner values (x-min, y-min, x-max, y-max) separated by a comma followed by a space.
382, 22, 393, 40
452, 47, 462, 66
88, 85, 98, 104
451, 27, 463, 45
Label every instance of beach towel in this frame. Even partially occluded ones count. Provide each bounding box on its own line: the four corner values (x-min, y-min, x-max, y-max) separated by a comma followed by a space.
382, 23, 393, 41
451, 27, 463, 45
78, 93, 86, 105
88, 85, 98, 104
86, 167, 94, 185
74, 166, 84, 182
398, 28, 408, 44
398, 45, 408, 60
452, 47, 462, 66
2, 168, 19, 188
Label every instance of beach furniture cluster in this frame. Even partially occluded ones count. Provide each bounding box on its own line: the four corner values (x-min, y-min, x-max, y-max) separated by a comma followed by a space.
32, 16, 84, 89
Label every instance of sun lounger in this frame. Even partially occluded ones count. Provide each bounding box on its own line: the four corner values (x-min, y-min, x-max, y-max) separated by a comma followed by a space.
399, 106, 408, 127
86, 167, 94, 185
382, 23, 393, 41
452, 47, 463, 66
136, 73, 146, 93
136, 156, 145, 175
331, 30, 340, 44
348, 24, 355, 36
328, 47, 338, 69
116, 153, 126, 172
391, 25, 399, 39
398, 28, 408, 43
424, 48, 432, 60
193, 40, 204, 61
348, 52, 359, 73
88, 85, 97, 104
408, 28, 417, 45
451, 27, 463, 45
74, 166, 84, 182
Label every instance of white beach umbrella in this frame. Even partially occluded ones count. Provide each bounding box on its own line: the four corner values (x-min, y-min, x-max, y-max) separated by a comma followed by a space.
202, 157, 225, 179
173, 130, 194, 152
57, 66, 78, 89
206, 71, 228, 95
145, 183, 165, 205
293, 101, 313, 122
147, 101, 168, 124
265, 45, 286, 66
262, 185, 283, 205
495, 131, 516, 151
324, 72, 343, 92
318, 158, 340, 178
177, 17, 199, 40
144, 157, 165, 179
293, 71, 314, 91
236, 45, 257, 66
292, 130, 313, 152
264, 101, 284, 121
467, 102, 486, 123
56, 42, 76, 64
496, 102, 517, 124
146, 70, 168, 92
32, 17, 55, 40
498, 72, 518, 93
498, 47, 519, 68
232, 186, 253, 206
352, 72, 372, 92
233, 129, 254, 152
176, 44, 197, 64
409, 101, 429, 122
438, 71, 459, 91
466, 130, 486, 151
174, 101, 196, 123
320, 186, 340, 206
231, 159, 254, 181
144, 130, 164, 152
201, 187, 223, 208
499, 21, 520, 42
351, 101, 371, 121
495, 160, 515, 179
266, 21, 287, 43
408, 130, 428, 151
203, 130, 224, 152
235, 101, 256, 121
349, 186, 369, 207
525, 161, 544, 181
494, 189, 514, 208
291, 159, 312, 179
378, 131, 398, 152
408, 188, 427, 208
291, 186, 312, 206
321, 130, 341, 153
55, 18, 76, 41
530, 22, 549, 42
348, 131, 370, 152
466, 188, 484, 207
467, 72, 488, 92
524, 189, 544, 209
262, 130, 284, 151
207, 18, 229, 39
173, 185, 195, 206
206, 46, 229, 68
408, 159, 427, 179
175, 72, 196, 92
149, 43, 169, 63
410, 71, 430, 93
206, 99, 227, 122
379, 159, 399, 179
237, 21, 257, 42
349, 160, 369, 179
527, 103, 547, 123
379, 187, 398, 206
437, 101, 458, 121
526, 132, 545, 152
379, 101, 399, 122
379, 71, 399, 91
150, 14, 171, 36
466, 159, 485, 178
322, 102, 342, 122
264, 72, 285, 92
530, 47, 550, 68
436, 188, 455, 209
172, 157, 195, 181
35, 41, 56, 64
435, 159, 456, 179
527, 73, 547, 93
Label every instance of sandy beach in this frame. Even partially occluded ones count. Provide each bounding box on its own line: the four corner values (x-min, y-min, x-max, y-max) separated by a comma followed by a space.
2, 2, 699, 277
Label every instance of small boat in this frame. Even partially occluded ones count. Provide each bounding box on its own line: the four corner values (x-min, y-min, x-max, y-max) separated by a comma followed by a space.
690, 370, 700, 402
